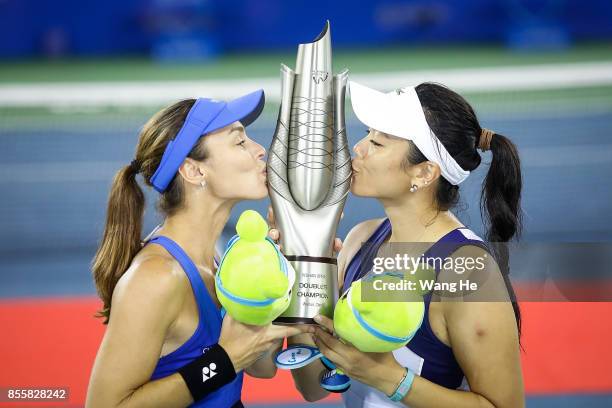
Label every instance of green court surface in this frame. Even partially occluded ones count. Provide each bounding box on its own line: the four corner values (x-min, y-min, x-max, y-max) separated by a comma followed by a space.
1, 42, 611, 83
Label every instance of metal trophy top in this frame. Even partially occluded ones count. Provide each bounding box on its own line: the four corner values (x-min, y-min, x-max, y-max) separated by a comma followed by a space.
289, 21, 334, 211
267, 21, 350, 258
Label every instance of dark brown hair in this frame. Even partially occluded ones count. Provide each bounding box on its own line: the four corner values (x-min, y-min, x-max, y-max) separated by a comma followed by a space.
91, 99, 209, 324
404, 83, 523, 337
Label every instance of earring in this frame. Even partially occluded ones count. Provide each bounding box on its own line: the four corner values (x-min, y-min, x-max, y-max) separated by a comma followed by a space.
200, 180, 206, 189
410, 184, 418, 193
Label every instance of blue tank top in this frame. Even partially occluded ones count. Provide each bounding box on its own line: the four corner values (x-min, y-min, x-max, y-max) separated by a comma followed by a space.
343, 219, 490, 390
147, 236, 243, 408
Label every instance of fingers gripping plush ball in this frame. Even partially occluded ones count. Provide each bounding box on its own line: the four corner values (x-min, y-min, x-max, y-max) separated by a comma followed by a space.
333, 273, 425, 353
215, 210, 295, 325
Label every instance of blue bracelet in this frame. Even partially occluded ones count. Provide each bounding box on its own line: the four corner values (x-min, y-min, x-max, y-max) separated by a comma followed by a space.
389, 368, 415, 402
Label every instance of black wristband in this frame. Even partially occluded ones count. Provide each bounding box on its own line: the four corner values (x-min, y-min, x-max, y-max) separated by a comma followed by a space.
178, 343, 237, 401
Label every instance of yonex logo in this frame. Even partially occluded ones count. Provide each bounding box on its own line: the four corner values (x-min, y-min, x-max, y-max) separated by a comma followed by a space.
202, 362, 217, 382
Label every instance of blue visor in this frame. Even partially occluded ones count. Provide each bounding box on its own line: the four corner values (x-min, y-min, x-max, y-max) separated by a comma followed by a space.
150, 89, 265, 193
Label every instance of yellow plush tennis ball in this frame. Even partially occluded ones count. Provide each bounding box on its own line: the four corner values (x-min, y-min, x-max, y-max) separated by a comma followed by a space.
216, 210, 294, 325
334, 276, 425, 352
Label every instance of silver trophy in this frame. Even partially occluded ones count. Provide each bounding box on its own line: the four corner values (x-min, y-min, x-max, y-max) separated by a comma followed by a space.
267, 21, 351, 325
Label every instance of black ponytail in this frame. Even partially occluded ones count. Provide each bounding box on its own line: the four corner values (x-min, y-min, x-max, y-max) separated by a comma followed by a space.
481, 131, 523, 337
405, 83, 523, 338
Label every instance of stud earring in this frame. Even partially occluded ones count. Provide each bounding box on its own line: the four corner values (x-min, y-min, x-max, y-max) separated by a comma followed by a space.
410, 184, 418, 193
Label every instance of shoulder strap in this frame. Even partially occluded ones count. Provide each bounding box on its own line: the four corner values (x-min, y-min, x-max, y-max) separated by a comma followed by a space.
422, 228, 490, 271
343, 219, 392, 289
147, 236, 219, 321
344, 225, 489, 288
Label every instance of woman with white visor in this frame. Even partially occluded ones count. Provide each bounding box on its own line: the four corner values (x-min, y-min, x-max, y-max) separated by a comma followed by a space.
284, 81, 525, 407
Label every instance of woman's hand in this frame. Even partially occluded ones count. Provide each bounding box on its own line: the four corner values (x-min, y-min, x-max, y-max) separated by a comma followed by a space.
267, 206, 343, 252
219, 314, 312, 372
312, 315, 406, 396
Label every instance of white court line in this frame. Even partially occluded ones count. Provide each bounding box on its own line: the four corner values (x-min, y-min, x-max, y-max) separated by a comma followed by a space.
1, 61, 611, 108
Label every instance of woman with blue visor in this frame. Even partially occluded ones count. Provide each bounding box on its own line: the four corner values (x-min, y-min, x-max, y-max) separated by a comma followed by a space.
86, 90, 311, 407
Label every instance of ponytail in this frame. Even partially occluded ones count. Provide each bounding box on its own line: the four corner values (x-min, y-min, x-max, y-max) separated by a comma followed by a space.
92, 164, 144, 324
480, 132, 523, 337
91, 98, 202, 324
412, 83, 524, 339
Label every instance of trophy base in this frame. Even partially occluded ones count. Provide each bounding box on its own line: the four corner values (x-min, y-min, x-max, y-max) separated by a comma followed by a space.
274, 316, 317, 325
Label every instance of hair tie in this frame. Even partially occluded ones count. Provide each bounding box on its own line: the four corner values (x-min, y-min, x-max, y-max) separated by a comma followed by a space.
479, 128, 494, 152
129, 159, 141, 174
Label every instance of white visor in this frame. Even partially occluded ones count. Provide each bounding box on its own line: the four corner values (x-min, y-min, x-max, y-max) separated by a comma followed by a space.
349, 81, 469, 185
